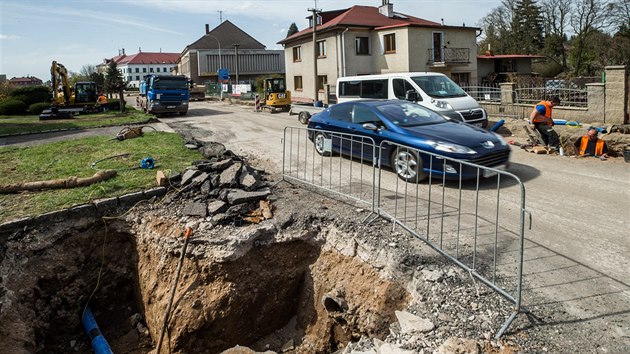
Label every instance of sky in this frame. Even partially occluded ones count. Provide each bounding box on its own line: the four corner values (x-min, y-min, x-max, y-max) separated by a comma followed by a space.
0, 0, 502, 81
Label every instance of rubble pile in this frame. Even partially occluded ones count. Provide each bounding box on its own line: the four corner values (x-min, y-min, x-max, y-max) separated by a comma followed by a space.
164, 142, 274, 225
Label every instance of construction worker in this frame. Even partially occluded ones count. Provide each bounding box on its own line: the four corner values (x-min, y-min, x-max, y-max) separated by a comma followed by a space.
530, 96, 560, 150
574, 127, 609, 159
97, 92, 108, 112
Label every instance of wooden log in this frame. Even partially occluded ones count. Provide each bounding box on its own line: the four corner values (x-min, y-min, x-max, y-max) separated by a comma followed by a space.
0, 170, 117, 193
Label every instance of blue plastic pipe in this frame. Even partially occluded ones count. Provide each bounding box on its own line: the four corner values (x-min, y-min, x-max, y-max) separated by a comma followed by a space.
81, 306, 114, 354
490, 119, 505, 132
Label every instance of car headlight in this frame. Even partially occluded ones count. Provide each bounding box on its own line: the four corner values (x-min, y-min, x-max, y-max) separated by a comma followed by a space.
431, 99, 452, 110
491, 132, 507, 146
428, 140, 476, 154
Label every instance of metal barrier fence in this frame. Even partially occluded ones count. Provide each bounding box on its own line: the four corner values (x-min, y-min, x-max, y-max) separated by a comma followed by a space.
462, 85, 501, 103
282, 127, 528, 338
282, 127, 378, 211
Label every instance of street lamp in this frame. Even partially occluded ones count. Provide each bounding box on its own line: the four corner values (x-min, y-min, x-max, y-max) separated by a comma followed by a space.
206, 34, 223, 99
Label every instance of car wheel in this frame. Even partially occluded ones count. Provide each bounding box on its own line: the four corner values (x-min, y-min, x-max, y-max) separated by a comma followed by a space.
298, 111, 311, 125
314, 132, 331, 156
391, 148, 425, 183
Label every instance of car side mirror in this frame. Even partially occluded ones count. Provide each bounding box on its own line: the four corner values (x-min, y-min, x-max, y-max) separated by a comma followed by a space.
362, 123, 378, 131
405, 90, 419, 102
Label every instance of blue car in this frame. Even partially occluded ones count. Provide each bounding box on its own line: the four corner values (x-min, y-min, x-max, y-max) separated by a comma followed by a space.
307, 100, 510, 182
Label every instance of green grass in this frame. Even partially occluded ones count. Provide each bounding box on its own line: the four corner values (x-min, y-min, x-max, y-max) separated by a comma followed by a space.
0, 131, 202, 223
0, 108, 151, 136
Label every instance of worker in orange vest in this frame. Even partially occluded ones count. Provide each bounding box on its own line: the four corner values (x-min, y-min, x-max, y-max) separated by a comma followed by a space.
97, 92, 108, 112
574, 127, 609, 158
529, 96, 560, 150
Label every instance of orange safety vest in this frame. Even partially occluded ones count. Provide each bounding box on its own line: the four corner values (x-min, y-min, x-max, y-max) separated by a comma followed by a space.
532, 100, 553, 125
578, 136, 605, 156
97, 95, 107, 104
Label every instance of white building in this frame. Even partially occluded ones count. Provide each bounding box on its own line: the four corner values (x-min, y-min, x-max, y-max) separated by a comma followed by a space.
100, 50, 180, 88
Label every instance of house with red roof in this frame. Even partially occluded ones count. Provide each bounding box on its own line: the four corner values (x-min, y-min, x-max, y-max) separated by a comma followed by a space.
477, 51, 546, 84
99, 49, 181, 88
278, 1, 481, 103
9, 76, 43, 86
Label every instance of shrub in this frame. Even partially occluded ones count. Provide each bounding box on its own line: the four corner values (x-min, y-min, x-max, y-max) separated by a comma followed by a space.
9, 86, 51, 107
28, 102, 51, 115
0, 99, 27, 115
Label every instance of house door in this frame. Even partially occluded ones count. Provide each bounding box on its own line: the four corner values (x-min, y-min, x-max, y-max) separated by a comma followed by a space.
432, 32, 444, 62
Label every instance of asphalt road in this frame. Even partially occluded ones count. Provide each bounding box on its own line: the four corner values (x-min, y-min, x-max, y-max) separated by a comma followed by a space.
162, 101, 630, 341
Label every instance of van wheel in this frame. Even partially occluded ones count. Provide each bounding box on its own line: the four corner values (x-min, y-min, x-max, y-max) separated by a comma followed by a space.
391, 148, 425, 183
314, 132, 331, 156
298, 111, 311, 124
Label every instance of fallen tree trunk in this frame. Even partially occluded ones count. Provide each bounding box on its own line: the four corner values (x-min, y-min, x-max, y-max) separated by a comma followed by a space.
0, 170, 117, 194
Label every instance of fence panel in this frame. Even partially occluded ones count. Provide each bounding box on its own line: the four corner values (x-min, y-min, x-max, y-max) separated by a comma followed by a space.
373, 140, 527, 338
282, 127, 377, 209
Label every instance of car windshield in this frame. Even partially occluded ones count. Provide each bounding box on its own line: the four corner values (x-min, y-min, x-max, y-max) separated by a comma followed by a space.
410, 75, 467, 98
376, 102, 446, 127
153, 77, 188, 90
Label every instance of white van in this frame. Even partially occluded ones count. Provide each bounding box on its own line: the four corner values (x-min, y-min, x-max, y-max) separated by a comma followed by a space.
336, 72, 488, 128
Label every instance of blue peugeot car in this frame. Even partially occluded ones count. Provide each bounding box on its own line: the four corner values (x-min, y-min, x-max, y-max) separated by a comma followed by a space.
307, 100, 510, 182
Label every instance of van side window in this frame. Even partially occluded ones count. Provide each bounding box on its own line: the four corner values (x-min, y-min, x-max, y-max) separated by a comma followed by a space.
339, 81, 361, 97
329, 104, 353, 122
361, 79, 388, 99
392, 79, 420, 101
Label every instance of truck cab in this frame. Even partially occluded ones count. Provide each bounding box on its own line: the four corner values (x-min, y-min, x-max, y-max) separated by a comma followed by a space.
139, 75, 189, 116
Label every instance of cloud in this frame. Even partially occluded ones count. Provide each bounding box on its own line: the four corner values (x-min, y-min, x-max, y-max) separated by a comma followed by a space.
0, 34, 20, 40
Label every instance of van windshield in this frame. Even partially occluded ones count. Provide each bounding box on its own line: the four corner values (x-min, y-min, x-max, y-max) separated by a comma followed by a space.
411, 75, 467, 98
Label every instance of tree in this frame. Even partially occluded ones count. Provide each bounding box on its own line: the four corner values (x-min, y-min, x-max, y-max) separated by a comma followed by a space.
511, 0, 545, 54
287, 22, 299, 37
541, 0, 572, 69
104, 61, 127, 112
569, 0, 614, 75
478, 1, 516, 53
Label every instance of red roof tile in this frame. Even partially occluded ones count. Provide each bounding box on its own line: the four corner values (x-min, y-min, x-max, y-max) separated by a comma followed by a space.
279, 5, 443, 44
111, 52, 180, 65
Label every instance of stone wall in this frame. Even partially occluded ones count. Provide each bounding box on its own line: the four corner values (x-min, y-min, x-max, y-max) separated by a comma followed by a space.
482, 66, 628, 124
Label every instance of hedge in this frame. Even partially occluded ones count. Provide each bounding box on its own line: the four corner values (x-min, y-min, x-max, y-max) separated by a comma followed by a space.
28, 102, 51, 115
8, 86, 51, 107
0, 99, 28, 115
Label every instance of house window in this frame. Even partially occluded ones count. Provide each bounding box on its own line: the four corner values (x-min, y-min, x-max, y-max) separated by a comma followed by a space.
127, 76, 132, 81
451, 73, 470, 86
317, 75, 327, 91
294, 76, 303, 90
157, 67, 161, 72
356, 37, 369, 55
317, 40, 326, 58
136, 76, 140, 80
143, 68, 147, 73
135, 68, 139, 73
384, 33, 396, 53
293, 46, 302, 62
150, 68, 154, 73
164, 67, 167, 72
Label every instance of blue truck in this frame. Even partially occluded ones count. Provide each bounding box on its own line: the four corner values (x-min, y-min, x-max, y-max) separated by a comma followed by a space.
139, 75, 189, 116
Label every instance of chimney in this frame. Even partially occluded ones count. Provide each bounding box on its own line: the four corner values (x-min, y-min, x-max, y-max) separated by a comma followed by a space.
122, 48, 125, 56
485, 44, 493, 56
205, 24, 210, 34
139, 47, 142, 53
379, 0, 393, 18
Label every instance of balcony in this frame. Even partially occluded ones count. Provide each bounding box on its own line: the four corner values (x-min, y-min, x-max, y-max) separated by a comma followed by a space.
426, 48, 470, 66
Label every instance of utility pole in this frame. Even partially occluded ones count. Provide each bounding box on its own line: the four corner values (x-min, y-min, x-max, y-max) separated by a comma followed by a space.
233, 43, 240, 85
308, 6, 321, 103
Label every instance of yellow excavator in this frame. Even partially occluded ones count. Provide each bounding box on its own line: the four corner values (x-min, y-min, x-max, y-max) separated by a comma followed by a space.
40, 61, 98, 119
263, 77, 291, 112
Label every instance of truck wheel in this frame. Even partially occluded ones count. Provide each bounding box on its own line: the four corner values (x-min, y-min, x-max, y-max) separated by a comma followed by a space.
298, 111, 311, 125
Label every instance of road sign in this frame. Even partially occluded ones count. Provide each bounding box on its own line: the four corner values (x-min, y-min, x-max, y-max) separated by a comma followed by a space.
218, 68, 229, 81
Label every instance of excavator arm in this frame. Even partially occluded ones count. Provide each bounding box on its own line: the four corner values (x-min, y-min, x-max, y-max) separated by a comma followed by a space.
51, 61, 71, 106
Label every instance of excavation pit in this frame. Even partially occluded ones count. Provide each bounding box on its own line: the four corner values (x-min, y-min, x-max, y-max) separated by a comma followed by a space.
0, 211, 410, 354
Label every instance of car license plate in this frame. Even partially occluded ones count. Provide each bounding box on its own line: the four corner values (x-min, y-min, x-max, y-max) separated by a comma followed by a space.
483, 164, 506, 177
167, 106, 175, 109
473, 122, 483, 127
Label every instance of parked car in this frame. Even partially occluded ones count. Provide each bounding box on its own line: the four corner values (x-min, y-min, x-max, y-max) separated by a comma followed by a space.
307, 100, 510, 182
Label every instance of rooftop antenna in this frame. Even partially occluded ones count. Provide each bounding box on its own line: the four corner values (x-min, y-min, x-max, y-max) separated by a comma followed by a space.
218, 10, 223, 23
